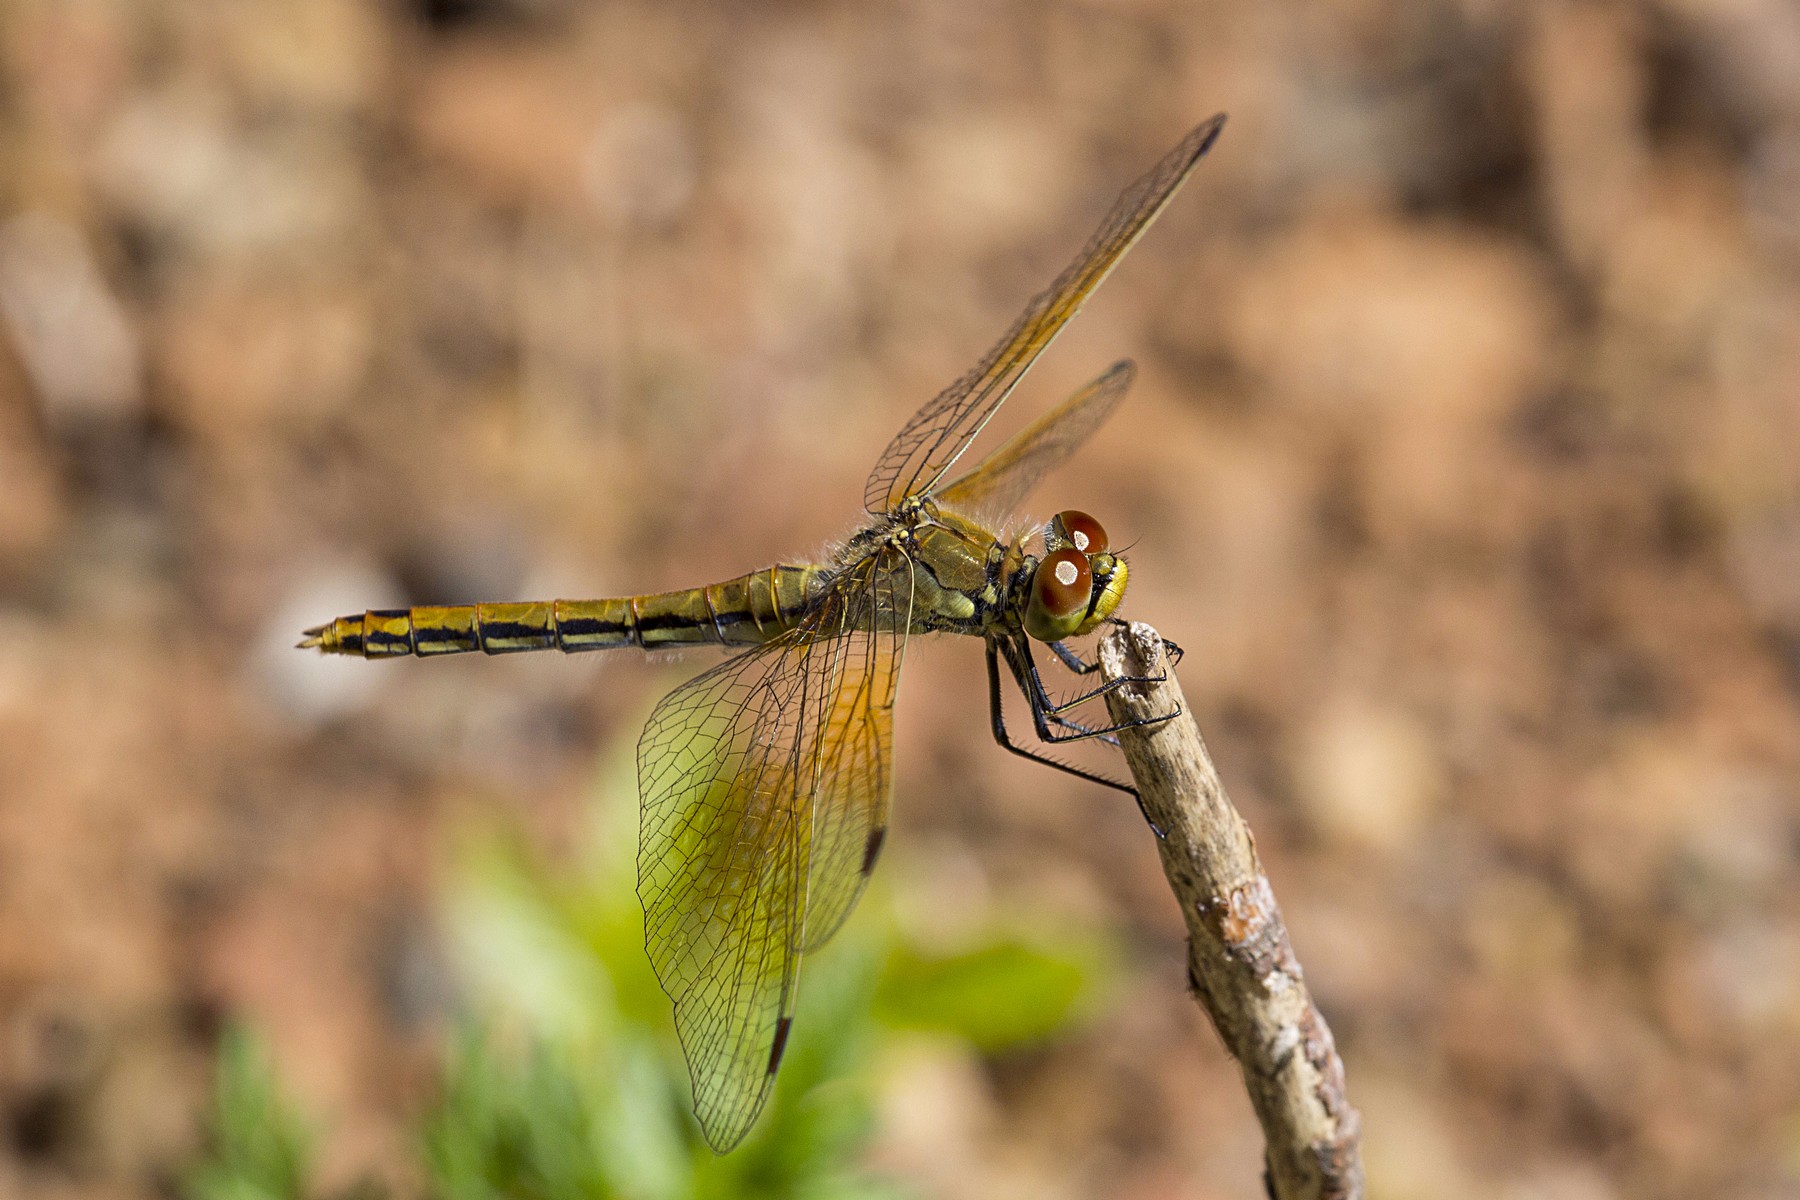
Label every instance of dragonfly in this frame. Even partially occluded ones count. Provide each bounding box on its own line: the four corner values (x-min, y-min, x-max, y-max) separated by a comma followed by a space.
302, 113, 1225, 1151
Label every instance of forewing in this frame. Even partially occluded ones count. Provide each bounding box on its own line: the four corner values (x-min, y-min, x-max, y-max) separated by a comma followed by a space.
864, 115, 1225, 513
635, 550, 913, 1151
933, 359, 1135, 523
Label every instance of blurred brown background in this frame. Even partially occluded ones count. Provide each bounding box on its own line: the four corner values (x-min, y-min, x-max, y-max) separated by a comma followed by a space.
3, 0, 1800, 1197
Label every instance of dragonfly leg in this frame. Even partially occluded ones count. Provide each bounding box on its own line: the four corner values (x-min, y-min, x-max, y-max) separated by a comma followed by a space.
1019, 637, 1164, 721
1049, 624, 1183, 687
1047, 713, 1119, 745
987, 640, 1167, 837
1029, 646, 1125, 744
986, 641, 1165, 828
1004, 639, 1180, 745
1050, 637, 1179, 686
1104, 617, 1185, 666
1025, 654, 1123, 746
1048, 640, 1101, 675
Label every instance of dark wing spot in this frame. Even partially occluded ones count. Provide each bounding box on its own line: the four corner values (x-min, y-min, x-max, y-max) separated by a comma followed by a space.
767, 1016, 793, 1076
860, 826, 887, 876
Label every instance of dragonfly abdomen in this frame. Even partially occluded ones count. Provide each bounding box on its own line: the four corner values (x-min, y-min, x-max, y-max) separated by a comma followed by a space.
300, 564, 824, 658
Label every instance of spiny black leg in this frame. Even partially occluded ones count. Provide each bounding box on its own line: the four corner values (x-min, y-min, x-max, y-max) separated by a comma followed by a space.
1048, 628, 1181, 697
985, 639, 1144, 800
1038, 642, 1123, 743
1105, 617, 1185, 666
994, 639, 1167, 838
1004, 639, 1178, 745
1044, 711, 1121, 747
1049, 640, 1100, 675
1008, 644, 1159, 744
1019, 636, 1165, 720
1025, 641, 1134, 714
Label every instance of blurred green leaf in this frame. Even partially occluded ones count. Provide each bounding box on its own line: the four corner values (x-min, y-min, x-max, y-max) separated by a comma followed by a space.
430, 736, 906, 1199
189, 736, 1123, 1200
187, 1026, 315, 1200
423, 1029, 688, 1200
445, 827, 622, 1045
874, 933, 1112, 1051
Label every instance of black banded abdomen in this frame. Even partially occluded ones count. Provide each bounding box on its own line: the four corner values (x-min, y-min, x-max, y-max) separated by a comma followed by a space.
300, 564, 823, 659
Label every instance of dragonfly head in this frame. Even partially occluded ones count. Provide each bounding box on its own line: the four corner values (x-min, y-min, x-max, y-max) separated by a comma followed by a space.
1023, 510, 1128, 641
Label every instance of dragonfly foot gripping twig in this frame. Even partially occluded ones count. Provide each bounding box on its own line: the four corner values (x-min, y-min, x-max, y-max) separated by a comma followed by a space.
1099, 621, 1364, 1200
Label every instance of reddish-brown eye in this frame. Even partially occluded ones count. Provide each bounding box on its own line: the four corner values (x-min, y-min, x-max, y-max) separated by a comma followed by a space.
1051, 510, 1109, 555
1033, 548, 1092, 617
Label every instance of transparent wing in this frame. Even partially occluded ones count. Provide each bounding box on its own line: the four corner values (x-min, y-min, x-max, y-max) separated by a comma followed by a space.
635, 550, 912, 1151
797, 551, 912, 952
933, 359, 1135, 523
865, 114, 1225, 513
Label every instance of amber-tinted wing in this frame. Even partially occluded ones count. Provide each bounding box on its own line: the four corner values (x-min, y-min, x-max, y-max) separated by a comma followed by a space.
933, 359, 1135, 523
864, 114, 1225, 514
797, 553, 911, 952
635, 550, 912, 1151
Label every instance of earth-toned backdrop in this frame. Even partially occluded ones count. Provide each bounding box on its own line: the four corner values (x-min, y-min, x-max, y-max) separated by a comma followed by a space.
2, 2, 1799, 1197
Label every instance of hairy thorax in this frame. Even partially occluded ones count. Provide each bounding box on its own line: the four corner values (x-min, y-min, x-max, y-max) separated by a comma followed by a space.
835, 498, 1027, 637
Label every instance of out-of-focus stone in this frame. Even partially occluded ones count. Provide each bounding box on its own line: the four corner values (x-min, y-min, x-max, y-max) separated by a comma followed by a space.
583, 102, 697, 230
1356, 1073, 1483, 1200
407, 44, 601, 209
158, 278, 372, 434
1293, 699, 1443, 855
0, 212, 141, 426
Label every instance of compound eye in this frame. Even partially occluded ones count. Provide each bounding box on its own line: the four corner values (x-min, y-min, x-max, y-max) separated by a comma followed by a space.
1034, 548, 1093, 618
1050, 510, 1109, 555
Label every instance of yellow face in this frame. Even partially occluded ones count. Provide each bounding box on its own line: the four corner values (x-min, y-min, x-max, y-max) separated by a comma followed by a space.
1022, 510, 1129, 642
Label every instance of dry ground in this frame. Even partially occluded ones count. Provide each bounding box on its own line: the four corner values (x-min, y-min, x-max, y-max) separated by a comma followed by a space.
2, 1, 1799, 1197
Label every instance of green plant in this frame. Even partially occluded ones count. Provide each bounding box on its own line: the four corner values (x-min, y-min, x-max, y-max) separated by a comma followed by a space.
436, 749, 897, 1198
187, 1026, 314, 1200
191, 738, 1119, 1199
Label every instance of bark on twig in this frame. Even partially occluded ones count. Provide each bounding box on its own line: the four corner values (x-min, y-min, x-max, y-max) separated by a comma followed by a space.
1100, 621, 1363, 1200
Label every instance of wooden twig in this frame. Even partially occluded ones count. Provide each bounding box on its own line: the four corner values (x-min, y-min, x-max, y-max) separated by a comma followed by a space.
1100, 621, 1363, 1200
